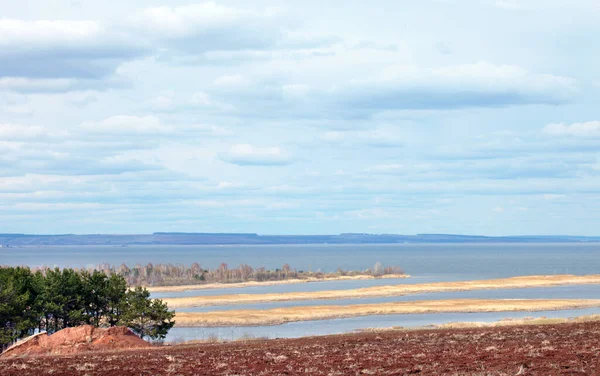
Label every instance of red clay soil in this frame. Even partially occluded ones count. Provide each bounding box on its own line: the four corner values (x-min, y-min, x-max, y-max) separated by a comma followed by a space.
2, 321, 600, 375
0, 325, 149, 358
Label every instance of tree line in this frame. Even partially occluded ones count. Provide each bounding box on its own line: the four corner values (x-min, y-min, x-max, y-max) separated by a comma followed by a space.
0, 266, 175, 351
79, 262, 405, 287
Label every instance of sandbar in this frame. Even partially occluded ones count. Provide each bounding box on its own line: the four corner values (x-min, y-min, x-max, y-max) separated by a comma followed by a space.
146, 274, 408, 293
163, 274, 600, 308
173, 298, 600, 327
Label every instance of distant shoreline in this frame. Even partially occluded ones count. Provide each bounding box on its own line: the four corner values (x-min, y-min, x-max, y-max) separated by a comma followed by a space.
173, 299, 600, 327
146, 274, 410, 293
2, 232, 600, 247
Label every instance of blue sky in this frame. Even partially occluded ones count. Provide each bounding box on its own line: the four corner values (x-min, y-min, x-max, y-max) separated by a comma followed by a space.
1, 0, 599, 235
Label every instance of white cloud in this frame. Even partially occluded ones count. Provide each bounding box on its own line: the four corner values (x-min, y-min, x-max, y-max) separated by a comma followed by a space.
1, 0, 600, 235
189, 92, 215, 107
0, 77, 78, 92
189, 92, 234, 111
135, 3, 279, 53
135, 2, 337, 63
0, 19, 147, 82
0, 124, 69, 141
281, 84, 310, 100
320, 128, 404, 147
200, 62, 578, 119
137, 3, 274, 38
337, 62, 577, 111
219, 144, 293, 166
149, 93, 175, 111
544, 121, 600, 137
542, 194, 566, 200
80, 115, 171, 135
0, 19, 102, 50
213, 75, 250, 88
186, 124, 233, 137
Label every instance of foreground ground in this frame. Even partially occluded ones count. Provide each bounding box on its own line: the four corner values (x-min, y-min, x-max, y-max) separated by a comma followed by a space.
3, 321, 600, 375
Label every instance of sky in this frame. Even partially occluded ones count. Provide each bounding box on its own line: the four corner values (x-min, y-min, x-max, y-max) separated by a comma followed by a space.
0, 0, 599, 236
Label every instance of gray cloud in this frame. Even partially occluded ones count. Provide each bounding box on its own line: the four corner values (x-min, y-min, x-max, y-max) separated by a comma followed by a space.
334, 63, 576, 111
0, 19, 149, 84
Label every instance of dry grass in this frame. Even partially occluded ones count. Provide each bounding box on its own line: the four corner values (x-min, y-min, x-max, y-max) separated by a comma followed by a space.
434, 313, 600, 329
146, 274, 408, 293
173, 298, 600, 327
163, 274, 600, 308
357, 314, 600, 332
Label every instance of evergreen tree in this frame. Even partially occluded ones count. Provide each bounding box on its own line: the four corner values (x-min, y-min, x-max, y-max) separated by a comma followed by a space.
0, 266, 176, 350
120, 287, 175, 340
0, 267, 37, 349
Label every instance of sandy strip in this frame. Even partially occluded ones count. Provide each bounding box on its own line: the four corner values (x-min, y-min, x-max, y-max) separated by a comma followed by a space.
146, 274, 409, 293
357, 314, 600, 332
163, 274, 600, 308
173, 298, 600, 327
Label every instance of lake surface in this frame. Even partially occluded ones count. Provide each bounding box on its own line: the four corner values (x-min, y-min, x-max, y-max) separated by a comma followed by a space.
150, 276, 448, 299
165, 307, 600, 342
3, 243, 599, 279
4, 243, 600, 341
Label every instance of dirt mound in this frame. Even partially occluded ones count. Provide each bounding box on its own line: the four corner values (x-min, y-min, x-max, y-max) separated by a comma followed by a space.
1, 325, 149, 358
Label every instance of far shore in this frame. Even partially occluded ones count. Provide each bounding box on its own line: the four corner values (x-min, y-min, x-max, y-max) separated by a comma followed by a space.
163, 274, 600, 308
145, 274, 409, 293
173, 298, 600, 327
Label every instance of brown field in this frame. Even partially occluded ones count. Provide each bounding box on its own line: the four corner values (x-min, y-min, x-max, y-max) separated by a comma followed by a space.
3, 320, 600, 375
147, 274, 408, 293
163, 274, 600, 308
173, 298, 600, 326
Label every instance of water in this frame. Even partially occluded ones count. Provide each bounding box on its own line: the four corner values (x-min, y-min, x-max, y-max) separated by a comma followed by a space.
175, 284, 600, 312
4, 243, 600, 340
3, 243, 599, 279
150, 276, 449, 299
165, 307, 600, 342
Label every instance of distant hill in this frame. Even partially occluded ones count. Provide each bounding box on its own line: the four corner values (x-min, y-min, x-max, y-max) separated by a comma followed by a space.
0, 232, 599, 246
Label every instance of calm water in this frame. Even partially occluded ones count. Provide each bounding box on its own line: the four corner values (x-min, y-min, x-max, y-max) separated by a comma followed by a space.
2, 243, 599, 279
175, 284, 600, 312
150, 276, 450, 299
165, 307, 600, 342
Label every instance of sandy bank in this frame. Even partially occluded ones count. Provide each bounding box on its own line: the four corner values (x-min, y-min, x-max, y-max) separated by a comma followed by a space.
173, 298, 600, 327
163, 274, 600, 308
356, 314, 600, 332
146, 274, 409, 293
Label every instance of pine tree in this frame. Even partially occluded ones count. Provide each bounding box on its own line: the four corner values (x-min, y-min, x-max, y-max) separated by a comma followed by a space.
120, 287, 175, 340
